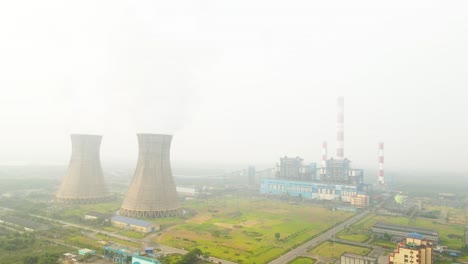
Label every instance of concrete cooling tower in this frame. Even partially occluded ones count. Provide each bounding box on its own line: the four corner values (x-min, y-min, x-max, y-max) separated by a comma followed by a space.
120, 134, 181, 218
55, 134, 110, 204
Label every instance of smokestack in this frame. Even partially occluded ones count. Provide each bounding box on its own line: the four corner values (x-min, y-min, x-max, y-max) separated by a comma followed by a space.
336, 96, 344, 159
321, 141, 327, 168
378, 142, 385, 185
55, 134, 110, 204
120, 134, 181, 218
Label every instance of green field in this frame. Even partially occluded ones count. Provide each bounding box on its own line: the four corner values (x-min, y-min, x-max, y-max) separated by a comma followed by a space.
158, 197, 354, 264
288, 256, 316, 264
95, 233, 141, 248
336, 233, 369, 243
0, 227, 72, 264
350, 214, 465, 249
59, 201, 121, 220
308, 241, 371, 259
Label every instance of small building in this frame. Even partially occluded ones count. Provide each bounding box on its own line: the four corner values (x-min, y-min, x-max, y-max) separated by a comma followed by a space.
132, 256, 160, 264
389, 235, 433, 264
341, 253, 377, 264
78, 248, 95, 256
111, 216, 160, 233
176, 186, 200, 196
61, 253, 77, 264
104, 246, 160, 264
84, 211, 112, 221
351, 194, 370, 208
372, 223, 438, 243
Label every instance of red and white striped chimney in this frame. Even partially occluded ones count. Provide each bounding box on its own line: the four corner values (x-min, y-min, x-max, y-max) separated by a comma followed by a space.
336, 97, 344, 159
378, 142, 385, 185
321, 141, 327, 168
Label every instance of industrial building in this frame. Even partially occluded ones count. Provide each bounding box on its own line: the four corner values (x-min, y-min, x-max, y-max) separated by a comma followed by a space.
120, 134, 181, 218
104, 246, 160, 264
275, 156, 317, 181
55, 134, 110, 204
260, 178, 368, 203
111, 216, 160, 233
350, 194, 370, 208
372, 223, 439, 243
389, 234, 433, 264
260, 97, 381, 206
78, 248, 95, 256
340, 253, 377, 264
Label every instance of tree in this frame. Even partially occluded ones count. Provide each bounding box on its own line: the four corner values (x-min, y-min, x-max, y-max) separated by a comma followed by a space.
275, 232, 280, 241
179, 248, 203, 264
203, 252, 211, 261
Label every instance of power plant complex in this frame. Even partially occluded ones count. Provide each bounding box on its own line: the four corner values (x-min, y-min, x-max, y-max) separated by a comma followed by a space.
119, 134, 181, 218
260, 97, 382, 207
55, 97, 382, 214
55, 134, 110, 204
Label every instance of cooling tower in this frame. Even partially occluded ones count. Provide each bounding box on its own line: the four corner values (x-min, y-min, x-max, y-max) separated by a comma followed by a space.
120, 134, 181, 218
55, 134, 110, 204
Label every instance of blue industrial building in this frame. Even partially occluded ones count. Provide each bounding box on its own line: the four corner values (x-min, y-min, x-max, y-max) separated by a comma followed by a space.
260, 178, 363, 202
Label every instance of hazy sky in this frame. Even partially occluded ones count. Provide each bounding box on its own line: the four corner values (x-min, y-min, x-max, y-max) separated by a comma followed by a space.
0, 1, 467, 174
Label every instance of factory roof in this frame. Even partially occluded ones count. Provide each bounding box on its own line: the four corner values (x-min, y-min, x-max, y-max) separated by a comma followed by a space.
407, 232, 425, 240
111, 215, 152, 227
373, 222, 438, 236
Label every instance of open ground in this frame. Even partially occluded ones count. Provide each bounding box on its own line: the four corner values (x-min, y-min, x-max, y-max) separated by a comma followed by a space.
156, 197, 354, 264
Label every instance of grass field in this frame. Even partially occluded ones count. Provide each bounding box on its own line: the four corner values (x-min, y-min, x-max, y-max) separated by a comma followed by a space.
59, 201, 121, 220
158, 197, 354, 264
371, 239, 398, 249
350, 214, 465, 249
288, 256, 316, 264
424, 205, 466, 225
336, 233, 369, 243
95, 233, 141, 248
308, 241, 371, 259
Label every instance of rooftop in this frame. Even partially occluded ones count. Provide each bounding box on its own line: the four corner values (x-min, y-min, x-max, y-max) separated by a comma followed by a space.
111, 215, 152, 227
373, 222, 438, 236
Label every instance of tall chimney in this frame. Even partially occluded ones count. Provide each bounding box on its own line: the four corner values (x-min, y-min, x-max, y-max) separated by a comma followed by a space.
321, 141, 327, 168
120, 134, 181, 218
378, 142, 385, 185
55, 134, 110, 204
336, 96, 344, 159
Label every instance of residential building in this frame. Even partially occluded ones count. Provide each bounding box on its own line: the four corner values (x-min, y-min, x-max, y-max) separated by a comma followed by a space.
389, 234, 433, 264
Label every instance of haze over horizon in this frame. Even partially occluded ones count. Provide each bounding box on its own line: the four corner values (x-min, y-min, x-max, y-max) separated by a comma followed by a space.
1, 1, 467, 174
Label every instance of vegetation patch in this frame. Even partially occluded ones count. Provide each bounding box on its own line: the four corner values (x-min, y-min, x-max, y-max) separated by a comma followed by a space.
158, 197, 354, 264
308, 241, 371, 259
351, 214, 465, 249
288, 256, 317, 264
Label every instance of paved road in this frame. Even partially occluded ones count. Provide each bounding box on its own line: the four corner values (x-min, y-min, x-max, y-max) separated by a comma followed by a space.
268, 210, 371, 264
